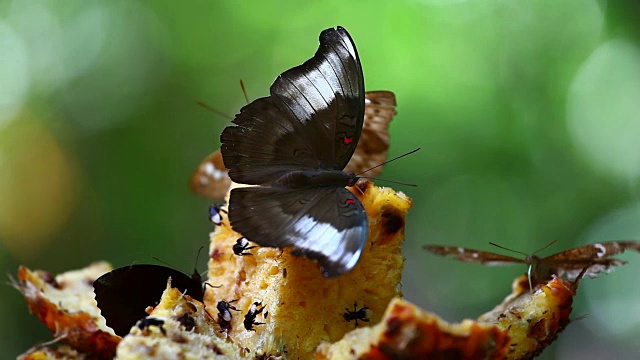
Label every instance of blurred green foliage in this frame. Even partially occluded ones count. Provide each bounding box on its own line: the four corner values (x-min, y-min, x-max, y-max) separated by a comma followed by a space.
1, 1, 639, 359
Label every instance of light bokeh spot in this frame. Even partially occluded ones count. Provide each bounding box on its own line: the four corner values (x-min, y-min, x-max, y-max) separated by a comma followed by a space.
0, 116, 81, 259
7, 1, 64, 93
0, 22, 30, 130
567, 40, 640, 183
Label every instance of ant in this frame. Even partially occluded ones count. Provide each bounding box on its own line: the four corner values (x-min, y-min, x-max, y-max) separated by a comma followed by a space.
343, 302, 370, 327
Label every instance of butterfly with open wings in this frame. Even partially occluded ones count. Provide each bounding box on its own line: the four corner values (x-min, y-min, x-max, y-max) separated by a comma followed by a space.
424, 241, 640, 290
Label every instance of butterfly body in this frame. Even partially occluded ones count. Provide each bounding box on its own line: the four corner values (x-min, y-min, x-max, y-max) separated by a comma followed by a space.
219, 27, 369, 277
271, 169, 358, 189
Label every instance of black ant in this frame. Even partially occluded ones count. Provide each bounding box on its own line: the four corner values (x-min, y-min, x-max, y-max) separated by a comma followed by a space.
343, 302, 370, 327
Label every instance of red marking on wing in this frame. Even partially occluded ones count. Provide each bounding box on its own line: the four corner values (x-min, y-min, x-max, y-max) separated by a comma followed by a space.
345, 199, 356, 205
344, 137, 353, 145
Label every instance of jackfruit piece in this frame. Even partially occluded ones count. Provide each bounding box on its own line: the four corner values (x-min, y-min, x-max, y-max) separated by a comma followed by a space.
13, 262, 120, 358
115, 283, 243, 359
478, 274, 580, 360
315, 297, 511, 359
206, 181, 411, 359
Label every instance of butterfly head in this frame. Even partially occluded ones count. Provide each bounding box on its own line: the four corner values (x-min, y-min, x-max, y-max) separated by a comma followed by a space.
525, 255, 554, 292
345, 172, 359, 187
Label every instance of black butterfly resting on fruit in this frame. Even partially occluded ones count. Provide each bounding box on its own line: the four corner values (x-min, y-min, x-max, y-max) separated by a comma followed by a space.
93, 264, 205, 337
219, 26, 374, 277
424, 241, 640, 291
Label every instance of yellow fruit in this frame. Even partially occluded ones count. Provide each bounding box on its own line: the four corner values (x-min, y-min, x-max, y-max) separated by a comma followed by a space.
206, 181, 412, 359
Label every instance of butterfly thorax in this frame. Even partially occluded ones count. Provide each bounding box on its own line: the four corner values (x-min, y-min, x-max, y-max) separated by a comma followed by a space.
271, 170, 358, 189
527, 255, 554, 284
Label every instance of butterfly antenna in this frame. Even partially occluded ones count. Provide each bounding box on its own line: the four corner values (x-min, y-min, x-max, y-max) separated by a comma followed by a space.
359, 177, 417, 187
152, 256, 178, 269
194, 245, 206, 270
240, 79, 250, 104
193, 245, 207, 277
573, 314, 589, 323
532, 240, 557, 256
356, 148, 421, 176
204, 282, 221, 289
196, 100, 233, 120
203, 307, 216, 322
488, 242, 529, 257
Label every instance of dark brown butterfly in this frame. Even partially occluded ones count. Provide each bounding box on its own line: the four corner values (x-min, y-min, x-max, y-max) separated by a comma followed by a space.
93, 265, 204, 336
189, 91, 397, 201
424, 241, 640, 290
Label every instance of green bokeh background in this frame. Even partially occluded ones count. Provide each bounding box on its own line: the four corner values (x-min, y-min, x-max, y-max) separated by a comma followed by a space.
1, 1, 639, 359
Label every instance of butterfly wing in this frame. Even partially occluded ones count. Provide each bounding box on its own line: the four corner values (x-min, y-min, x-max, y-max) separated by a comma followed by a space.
423, 245, 527, 266
228, 186, 368, 277
93, 265, 203, 336
190, 150, 230, 200
192, 91, 393, 200
344, 91, 396, 177
540, 241, 640, 279
220, 26, 365, 185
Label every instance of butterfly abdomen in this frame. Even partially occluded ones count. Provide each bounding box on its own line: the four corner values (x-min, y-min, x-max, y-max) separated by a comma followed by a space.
272, 170, 355, 189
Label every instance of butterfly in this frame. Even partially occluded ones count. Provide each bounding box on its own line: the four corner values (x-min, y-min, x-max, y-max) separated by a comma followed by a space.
424, 241, 640, 290
190, 91, 397, 201
218, 26, 371, 277
93, 264, 204, 336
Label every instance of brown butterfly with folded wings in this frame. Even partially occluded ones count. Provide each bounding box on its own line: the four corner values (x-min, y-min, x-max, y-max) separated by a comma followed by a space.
190, 91, 397, 200
424, 241, 640, 292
